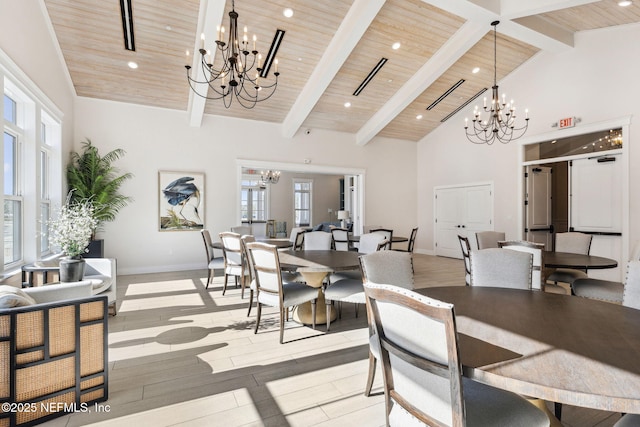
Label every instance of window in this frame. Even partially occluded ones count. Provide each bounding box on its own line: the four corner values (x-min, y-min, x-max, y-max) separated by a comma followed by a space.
2, 56, 62, 270
3, 126, 21, 264
240, 176, 267, 222
293, 179, 312, 226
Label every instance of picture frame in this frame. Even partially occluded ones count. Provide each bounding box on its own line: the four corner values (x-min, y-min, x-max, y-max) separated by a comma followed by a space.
158, 171, 205, 231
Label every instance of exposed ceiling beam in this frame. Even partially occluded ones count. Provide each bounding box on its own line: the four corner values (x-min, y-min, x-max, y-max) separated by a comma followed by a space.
281, 0, 386, 139
497, 0, 601, 19
187, 0, 225, 127
356, 20, 487, 146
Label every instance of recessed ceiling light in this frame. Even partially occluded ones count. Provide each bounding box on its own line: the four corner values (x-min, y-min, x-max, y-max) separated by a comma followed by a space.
344, 102, 351, 108
472, 67, 480, 74
128, 61, 138, 69
165, 25, 172, 31
416, 114, 423, 120
618, 0, 632, 6
283, 8, 294, 17
392, 42, 401, 50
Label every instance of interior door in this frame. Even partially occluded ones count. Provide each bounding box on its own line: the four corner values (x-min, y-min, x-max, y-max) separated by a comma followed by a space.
570, 155, 623, 280
435, 184, 493, 258
524, 166, 553, 250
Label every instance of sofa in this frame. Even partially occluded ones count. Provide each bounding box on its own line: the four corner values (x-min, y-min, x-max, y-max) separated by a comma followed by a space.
0, 283, 108, 426
83, 258, 117, 316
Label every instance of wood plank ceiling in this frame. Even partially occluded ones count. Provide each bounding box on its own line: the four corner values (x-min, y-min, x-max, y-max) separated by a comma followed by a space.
43, 0, 640, 144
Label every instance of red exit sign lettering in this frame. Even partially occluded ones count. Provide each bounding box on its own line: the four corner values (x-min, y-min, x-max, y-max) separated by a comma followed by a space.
558, 117, 576, 129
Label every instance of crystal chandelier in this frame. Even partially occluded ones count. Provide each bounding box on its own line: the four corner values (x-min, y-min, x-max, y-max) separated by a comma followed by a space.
261, 170, 280, 184
185, 0, 282, 109
465, 21, 529, 145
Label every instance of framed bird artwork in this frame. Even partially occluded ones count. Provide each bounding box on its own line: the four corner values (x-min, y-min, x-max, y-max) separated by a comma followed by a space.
158, 171, 205, 231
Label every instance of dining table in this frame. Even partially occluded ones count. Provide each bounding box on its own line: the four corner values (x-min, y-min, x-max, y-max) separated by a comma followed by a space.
543, 251, 618, 270
416, 286, 640, 414
278, 249, 362, 325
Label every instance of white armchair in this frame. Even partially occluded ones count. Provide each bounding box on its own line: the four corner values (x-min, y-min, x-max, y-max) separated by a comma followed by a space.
83, 258, 117, 315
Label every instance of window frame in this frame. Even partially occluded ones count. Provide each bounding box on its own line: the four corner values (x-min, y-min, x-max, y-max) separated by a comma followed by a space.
293, 178, 313, 227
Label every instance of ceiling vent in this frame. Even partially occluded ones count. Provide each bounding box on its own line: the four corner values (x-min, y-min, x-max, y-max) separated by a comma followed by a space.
440, 87, 487, 123
426, 79, 465, 110
120, 0, 135, 51
353, 58, 388, 96
260, 29, 286, 78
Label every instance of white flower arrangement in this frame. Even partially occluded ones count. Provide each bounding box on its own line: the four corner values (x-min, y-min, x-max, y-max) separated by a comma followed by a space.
49, 199, 98, 258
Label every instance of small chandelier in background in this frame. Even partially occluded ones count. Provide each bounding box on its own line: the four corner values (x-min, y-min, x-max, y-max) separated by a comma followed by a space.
465, 21, 529, 145
185, 0, 284, 109
261, 170, 280, 185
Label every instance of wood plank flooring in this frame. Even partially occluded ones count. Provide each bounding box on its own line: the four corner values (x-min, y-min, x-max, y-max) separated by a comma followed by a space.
42, 254, 624, 426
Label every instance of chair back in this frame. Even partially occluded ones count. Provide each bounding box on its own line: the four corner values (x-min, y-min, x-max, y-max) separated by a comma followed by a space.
406, 227, 418, 253
240, 235, 256, 283
555, 232, 592, 255
201, 229, 215, 262
246, 242, 283, 308
359, 232, 388, 254
624, 260, 640, 310
371, 228, 393, 245
476, 231, 506, 249
251, 222, 267, 238
303, 231, 332, 250
470, 248, 533, 290
458, 235, 471, 286
364, 283, 464, 427
231, 225, 252, 235
499, 241, 545, 291
360, 251, 414, 289
363, 225, 382, 233
331, 228, 350, 251
220, 231, 243, 268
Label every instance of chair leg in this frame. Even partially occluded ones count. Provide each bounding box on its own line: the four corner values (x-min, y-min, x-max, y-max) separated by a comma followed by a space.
555, 402, 562, 420
355, 303, 359, 318
247, 289, 254, 317
206, 269, 213, 289
311, 299, 317, 330
222, 274, 229, 295
364, 351, 377, 397
240, 274, 246, 299
254, 303, 262, 335
326, 300, 332, 332
279, 307, 285, 344
234, 275, 239, 289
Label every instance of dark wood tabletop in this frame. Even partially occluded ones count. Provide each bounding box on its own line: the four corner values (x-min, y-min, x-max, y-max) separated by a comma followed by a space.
544, 251, 618, 270
416, 286, 640, 413
278, 249, 362, 272
348, 235, 408, 243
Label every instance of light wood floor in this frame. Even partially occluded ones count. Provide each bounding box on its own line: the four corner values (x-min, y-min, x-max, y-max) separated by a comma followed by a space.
43, 254, 623, 426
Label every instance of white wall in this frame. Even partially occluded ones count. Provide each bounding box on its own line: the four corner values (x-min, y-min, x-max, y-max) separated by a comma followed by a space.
417, 24, 640, 257
74, 98, 417, 274
0, 0, 75, 157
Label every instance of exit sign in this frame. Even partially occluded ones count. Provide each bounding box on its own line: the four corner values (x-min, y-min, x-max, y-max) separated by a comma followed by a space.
558, 117, 576, 129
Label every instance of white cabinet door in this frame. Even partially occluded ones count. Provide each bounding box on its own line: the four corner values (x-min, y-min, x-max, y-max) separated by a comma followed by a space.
435, 184, 493, 258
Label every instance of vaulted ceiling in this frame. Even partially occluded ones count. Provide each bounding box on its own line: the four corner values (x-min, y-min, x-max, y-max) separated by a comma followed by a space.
43, 0, 640, 144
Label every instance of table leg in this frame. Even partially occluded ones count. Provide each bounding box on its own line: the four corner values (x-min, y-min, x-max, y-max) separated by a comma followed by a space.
292, 271, 337, 325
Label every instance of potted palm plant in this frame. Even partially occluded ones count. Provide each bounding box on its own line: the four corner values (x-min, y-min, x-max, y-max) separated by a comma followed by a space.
66, 139, 133, 257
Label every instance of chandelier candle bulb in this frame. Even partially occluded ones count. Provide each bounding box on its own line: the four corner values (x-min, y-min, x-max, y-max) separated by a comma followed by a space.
253, 34, 256, 50
201, 33, 205, 49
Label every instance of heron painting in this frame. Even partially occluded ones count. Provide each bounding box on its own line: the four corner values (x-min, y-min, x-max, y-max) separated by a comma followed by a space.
158, 171, 205, 230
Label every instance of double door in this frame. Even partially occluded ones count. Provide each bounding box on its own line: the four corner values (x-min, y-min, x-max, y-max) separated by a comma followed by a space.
435, 184, 493, 258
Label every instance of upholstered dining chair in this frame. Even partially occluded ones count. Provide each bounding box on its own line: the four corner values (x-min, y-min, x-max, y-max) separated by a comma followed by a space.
546, 232, 592, 290
350, 251, 414, 397
469, 248, 533, 290
219, 231, 250, 297
289, 227, 307, 249
201, 230, 224, 289
363, 283, 549, 427
457, 235, 471, 286
393, 227, 418, 253
358, 232, 388, 254
499, 241, 546, 291
246, 242, 319, 344
476, 230, 506, 249
240, 234, 256, 316
303, 231, 332, 250
370, 228, 393, 249
571, 241, 640, 303
614, 414, 640, 427
331, 227, 350, 251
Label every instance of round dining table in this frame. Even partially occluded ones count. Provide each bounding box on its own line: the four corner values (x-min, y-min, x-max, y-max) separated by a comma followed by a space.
543, 251, 618, 270
416, 286, 640, 414
278, 249, 362, 325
